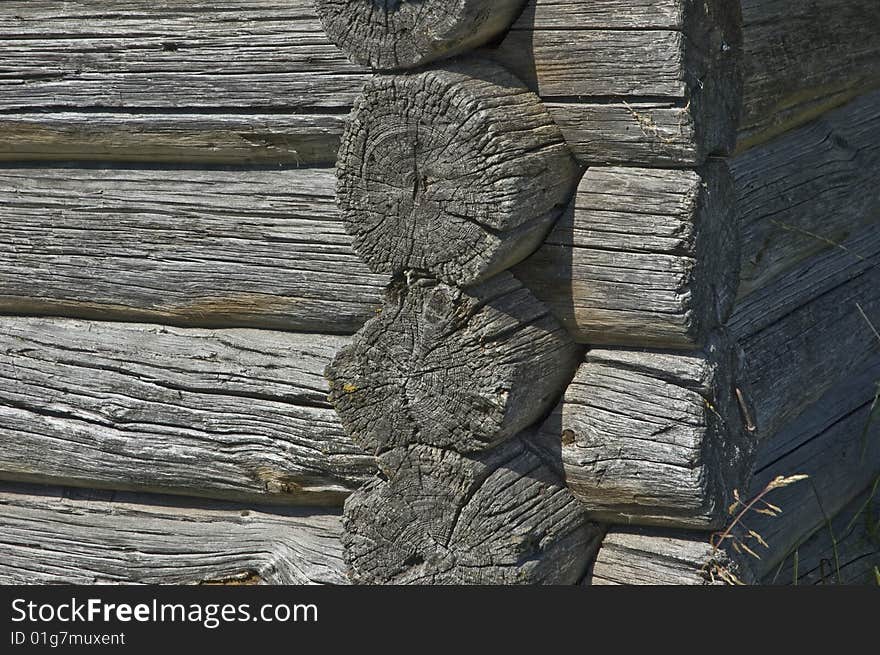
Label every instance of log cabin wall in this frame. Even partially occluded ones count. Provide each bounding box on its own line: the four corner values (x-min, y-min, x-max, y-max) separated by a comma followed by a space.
0, 0, 877, 584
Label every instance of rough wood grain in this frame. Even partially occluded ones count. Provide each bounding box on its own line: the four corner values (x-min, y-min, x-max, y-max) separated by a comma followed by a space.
733, 90, 880, 301
587, 528, 752, 585
327, 273, 582, 455
0, 167, 385, 332
766, 484, 880, 586
732, 266, 880, 441
343, 437, 602, 584
0, 0, 740, 167
336, 60, 579, 286
0, 317, 375, 504
514, 162, 739, 349
586, 361, 880, 585
0, 483, 346, 585
0, 113, 347, 166
316, 0, 526, 70
738, 0, 880, 150
541, 336, 755, 529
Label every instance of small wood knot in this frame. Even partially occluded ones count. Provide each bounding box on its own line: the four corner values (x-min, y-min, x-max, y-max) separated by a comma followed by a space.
561, 429, 576, 446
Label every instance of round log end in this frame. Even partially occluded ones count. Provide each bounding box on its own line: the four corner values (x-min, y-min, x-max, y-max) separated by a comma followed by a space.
336, 60, 580, 286
342, 440, 601, 584
326, 273, 583, 455
315, 0, 528, 70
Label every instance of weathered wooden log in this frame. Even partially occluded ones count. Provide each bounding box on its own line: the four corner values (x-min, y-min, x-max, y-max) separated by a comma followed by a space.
495, 0, 743, 161
342, 438, 602, 584
766, 485, 880, 586
0, 113, 348, 166
586, 360, 880, 585
732, 265, 880, 440
514, 162, 738, 349
0, 0, 741, 168
0, 317, 374, 505
315, 0, 526, 70
0, 484, 346, 585
336, 60, 579, 286
587, 528, 753, 585
327, 273, 582, 455
0, 167, 385, 333
541, 336, 755, 529
733, 89, 880, 300
738, 0, 880, 150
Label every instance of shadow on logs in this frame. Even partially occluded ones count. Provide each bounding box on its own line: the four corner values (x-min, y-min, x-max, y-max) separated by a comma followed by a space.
336, 59, 581, 287
315, 0, 528, 70
342, 436, 603, 584
326, 272, 584, 455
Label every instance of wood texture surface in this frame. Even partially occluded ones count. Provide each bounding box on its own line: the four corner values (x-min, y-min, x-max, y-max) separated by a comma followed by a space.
542, 336, 755, 529
738, 0, 880, 150
327, 274, 582, 455
0, 167, 385, 332
343, 437, 602, 584
316, 0, 525, 70
0, 484, 346, 585
0, 317, 374, 504
0, 0, 742, 167
336, 60, 579, 286
514, 162, 739, 349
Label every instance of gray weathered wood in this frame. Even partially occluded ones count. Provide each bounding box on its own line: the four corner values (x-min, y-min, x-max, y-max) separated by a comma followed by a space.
0, 113, 347, 166
0, 317, 374, 504
0, 484, 346, 585
733, 90, 880, 301
738, 0, 880, 150
514, 162, 739, 349
343, 437, 602, 584
586, 361, 880, 585
327, 273, 582, 455
766, 485, 879, 586
0, 167, 385, 332
542, 336, 755, 530
0, 0, 740, 167
336, 59, 579, 286
315, 0, 526, 70
587, 528, 753, 585
732, 265, 880, 441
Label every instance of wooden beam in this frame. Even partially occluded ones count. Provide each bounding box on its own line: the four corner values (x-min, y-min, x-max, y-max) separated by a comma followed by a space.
0, 317, 374, 505
327, 274, 582, 455
0, 167, 385, 333
0, 0, 740, 167
514, 162, 738, 349
738, 0, 880, 151
540, 335, 755, 530
343, 438, 602, 584
0, 483, 346, 585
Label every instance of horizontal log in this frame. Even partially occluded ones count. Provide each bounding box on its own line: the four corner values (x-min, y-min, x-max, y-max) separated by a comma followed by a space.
733, 90, 880, 301
0, 483, 345, 584
343, 438, 602, 584
514, 162, 738, 349
0, 113, 347, 166
542, 336, 755, 529
586, 360, 880, 585
327, 274, 582, 455
0, 0, 739, 167
738, 0, 880, 150
733, 265, 880, 440
0, 317, 374, 504
765, 484, 880, 586
0, 167, 385, 332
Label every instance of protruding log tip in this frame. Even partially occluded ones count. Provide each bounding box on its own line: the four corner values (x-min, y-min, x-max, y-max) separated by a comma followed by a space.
326, 272, 583, 455
336, 59, 580, 287
315, 0, 528, 70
